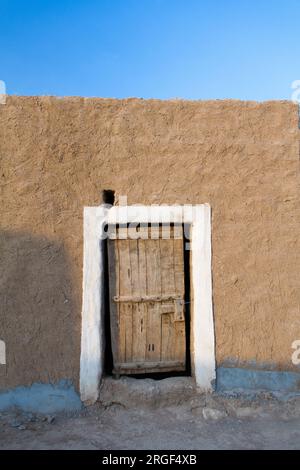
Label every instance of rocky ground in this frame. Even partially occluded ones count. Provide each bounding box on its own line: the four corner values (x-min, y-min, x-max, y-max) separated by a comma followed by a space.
1, 377, 300, 450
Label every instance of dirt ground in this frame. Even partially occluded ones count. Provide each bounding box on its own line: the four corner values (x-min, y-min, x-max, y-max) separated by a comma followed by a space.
1, 378, 300, 450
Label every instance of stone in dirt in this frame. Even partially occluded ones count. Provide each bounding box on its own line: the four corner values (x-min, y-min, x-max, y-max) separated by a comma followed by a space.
10, 419, 22, 428
24, 412, 35, 422
235, 407, 263, 418
202, 407, 227, 421
17, 425, 26, 431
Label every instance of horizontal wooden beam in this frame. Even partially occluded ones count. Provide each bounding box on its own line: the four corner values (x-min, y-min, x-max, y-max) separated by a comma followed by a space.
113, 360, 186, 374
113, 294, 182, 303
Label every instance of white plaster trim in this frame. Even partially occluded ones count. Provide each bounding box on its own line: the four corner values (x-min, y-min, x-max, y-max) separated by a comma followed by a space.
79, 208, 105, 403
0, 340, 6, 365
191, 206, 216, 390
80, 204, 215, 403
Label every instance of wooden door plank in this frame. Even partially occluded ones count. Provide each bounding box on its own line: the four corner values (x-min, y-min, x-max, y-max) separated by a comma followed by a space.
174, 320, 186, 365
129, 239, 139, 294
172, 228, 186, 364
161, 313, 174, 361
135, 238, 147, 361
173, 226, 185, 297
159, 237, 175, 361
114, 239, 125, 366
145, 238, 162, 361
159, 237, 175, 295
107, 238, 120, 363
117, 238, 133, 363
129, 239, 146, 362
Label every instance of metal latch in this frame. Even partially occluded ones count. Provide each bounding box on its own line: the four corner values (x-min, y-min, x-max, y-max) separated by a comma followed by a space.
158, 299, 185, 322
174, 299, 185, 322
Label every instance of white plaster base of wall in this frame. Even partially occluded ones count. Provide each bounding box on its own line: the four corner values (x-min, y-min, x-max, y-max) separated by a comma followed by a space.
80, 204, 215, 403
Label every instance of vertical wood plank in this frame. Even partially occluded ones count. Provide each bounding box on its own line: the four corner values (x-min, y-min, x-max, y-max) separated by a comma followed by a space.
129, 239, 146, 362
114, 240, 125, 366
160, 236, 175, 360
145, 237, 162, 361
107, 238, 120, 364
174, 320, 186, 364
173, 226, 186, 364
161, 313, 174, 361
135, 238, 147, 361
118, 237, 133, 363
173, 225, 185, 297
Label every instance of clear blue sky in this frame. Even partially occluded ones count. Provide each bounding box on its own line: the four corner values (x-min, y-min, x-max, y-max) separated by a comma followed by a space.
0, 0, 299, 100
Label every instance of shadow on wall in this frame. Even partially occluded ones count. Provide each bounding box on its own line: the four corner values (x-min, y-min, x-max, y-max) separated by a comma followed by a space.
0, 230, 80, 394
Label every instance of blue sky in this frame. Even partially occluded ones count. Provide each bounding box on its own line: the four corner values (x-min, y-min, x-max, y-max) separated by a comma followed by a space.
0, 0, 299, 100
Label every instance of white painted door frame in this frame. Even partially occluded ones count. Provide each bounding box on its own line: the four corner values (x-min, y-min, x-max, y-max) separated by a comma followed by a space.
80, 204, 215, 404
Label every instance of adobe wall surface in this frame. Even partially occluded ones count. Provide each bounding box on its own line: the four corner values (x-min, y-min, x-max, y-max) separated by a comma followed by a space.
0, 96, 299, 392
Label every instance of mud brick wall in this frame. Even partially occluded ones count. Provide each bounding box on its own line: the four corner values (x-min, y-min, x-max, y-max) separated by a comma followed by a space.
0, 97, 299, 390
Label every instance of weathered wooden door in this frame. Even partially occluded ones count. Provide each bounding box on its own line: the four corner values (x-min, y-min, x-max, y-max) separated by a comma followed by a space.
108, 224, 186, 375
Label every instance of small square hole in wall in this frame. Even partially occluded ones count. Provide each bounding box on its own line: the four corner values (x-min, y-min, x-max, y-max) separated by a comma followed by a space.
103, 223, 191, 380
102, 189, 115, 206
